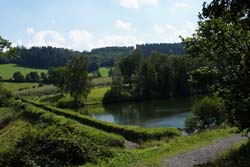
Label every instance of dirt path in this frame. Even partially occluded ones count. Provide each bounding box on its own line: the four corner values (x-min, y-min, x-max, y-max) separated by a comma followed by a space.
163, 134, 246, 167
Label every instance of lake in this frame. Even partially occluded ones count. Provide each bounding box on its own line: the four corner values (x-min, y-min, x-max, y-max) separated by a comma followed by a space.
85, 98, 194, 129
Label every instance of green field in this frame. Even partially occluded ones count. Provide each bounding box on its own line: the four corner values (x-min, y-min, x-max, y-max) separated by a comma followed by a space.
0, 64, 47, 80
99, 67, 111, 77
2, 82, 40, 92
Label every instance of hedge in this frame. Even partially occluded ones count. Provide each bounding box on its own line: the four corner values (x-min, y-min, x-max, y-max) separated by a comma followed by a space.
20, 101, 125, 148
22, 99, 181, 143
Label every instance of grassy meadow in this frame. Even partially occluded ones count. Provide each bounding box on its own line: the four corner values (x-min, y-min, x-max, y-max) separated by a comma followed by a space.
2, 82, 40, 92
99, 67, 111, 77
0, 64, 47, 80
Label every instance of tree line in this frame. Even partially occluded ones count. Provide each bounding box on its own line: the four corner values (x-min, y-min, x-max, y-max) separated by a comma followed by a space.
0, 44, 185, 71
136, 43, 185, 57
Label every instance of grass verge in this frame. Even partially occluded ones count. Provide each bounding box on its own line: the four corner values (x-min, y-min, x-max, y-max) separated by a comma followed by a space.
83, 128, 237, 167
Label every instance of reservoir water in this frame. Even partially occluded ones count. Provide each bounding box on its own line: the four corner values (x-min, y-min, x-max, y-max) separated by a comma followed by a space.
86, 98, 194, 129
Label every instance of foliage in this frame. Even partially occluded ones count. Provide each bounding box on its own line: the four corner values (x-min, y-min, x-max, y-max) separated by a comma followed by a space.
183, 0, 250, 132
0, 102, 126, 166
25, 71, 40, 82
119, 48, 142, 88
66, 55, 91, 105
47, 67, 68, 94
102, 90, 132, 104
185, 96, 225, 134
0, 125, 116, 167
134, 53, 193, 98
188, 66, 219, 94
0, 36, 15, 58
90, 46, 134, 67
12, 71, 25, 82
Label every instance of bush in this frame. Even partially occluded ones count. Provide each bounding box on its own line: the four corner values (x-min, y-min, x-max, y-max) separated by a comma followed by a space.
56, 97, 84, 109
102, 90, 132, 104
185, 96, 225, 134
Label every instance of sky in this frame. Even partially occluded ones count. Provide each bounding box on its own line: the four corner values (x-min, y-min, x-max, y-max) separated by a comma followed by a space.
0, 0, 211, 51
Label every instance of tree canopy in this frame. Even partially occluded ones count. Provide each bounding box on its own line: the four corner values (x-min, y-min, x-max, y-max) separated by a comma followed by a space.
183, 0, 250, 132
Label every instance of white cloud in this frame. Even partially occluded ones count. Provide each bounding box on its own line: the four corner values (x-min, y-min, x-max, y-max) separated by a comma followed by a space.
153, 23, 191, 42
174, 2, 190, 9
26, 30, 65, 48
23, 28, 141, 51
68, 30, 95, 51
118, 0, 159, 9
97, 35, 139, 47
119, 0, 140, 8
114, 19, 135, 31
26, 27, 35, 36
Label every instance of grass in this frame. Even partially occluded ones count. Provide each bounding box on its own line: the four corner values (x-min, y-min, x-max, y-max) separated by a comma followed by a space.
36, 86, 110, 106
99, 67, 111, 77
15, 84, 57, 97
1, 82, 56, 97
0, 64, 47, 80
86, 87, 110, 104
83, 128, 237, 167
200, 138, 250, 167
92, 77, 112, 87
2, 82, 40, 92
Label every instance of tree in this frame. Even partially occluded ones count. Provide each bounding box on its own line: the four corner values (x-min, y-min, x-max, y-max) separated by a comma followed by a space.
12, 71, 25, 82
40, 72, 47, 82
111, 64, 123, 97
49, 67, 68, 95
0, 36, 15, 58
66, 55, 90, 105
26, 72, 40, 82
183, 0, 250, 132
119, 48, 143, 88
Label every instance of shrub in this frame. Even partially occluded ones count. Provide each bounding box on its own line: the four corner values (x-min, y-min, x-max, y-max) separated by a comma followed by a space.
185, 96, 225, 134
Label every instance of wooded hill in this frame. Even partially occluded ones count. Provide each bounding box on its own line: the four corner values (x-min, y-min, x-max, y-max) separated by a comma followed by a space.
0, 43, 185, 69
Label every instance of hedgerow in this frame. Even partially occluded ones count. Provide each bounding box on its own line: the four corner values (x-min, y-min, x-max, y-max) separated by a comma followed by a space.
23, 99, 181, 143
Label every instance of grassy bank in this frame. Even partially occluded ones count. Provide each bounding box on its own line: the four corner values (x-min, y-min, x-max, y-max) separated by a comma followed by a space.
84, 128, 237, 167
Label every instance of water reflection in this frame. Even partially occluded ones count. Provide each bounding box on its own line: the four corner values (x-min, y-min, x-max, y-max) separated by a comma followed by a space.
88, 98, 193, 129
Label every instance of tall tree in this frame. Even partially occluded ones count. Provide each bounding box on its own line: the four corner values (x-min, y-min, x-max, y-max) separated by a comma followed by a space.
67, 55, 90, 105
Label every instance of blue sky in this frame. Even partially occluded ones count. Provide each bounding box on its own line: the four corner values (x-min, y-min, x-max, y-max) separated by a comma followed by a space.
0, 0, 211, 51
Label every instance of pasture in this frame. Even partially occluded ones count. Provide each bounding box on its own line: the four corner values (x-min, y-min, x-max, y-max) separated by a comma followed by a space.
0, 64, 47, 80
